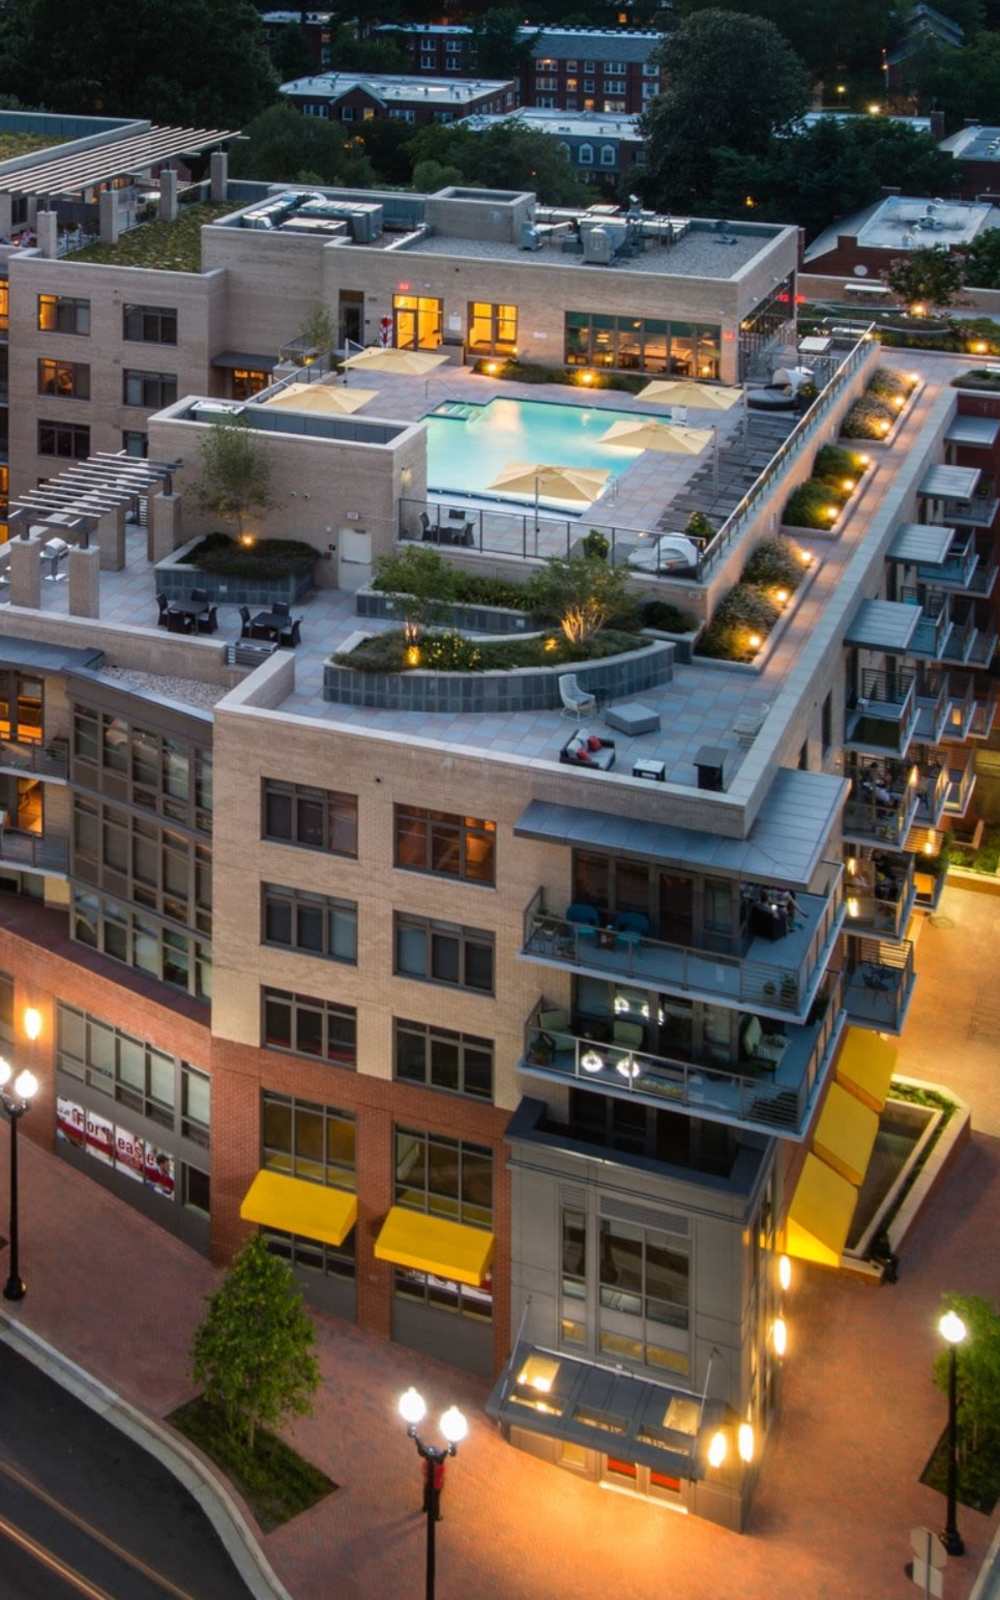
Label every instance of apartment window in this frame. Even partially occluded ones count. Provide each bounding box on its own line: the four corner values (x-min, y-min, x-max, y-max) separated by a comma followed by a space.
535, 76, 557, 90
181, 1065, 210, 1147
822, 690, 834, 755
56, 1002, 176, 1128
72, 888, 212, 1000
122, 304, 177, 344
37, 419, 90, 458
466, 302, 517, 358
433, 111, 454, 124
123, 370, 177, 409
394, 1017, 493, 1100
0, 969, 13, 1044
565, 76, 578, 90
262, 987, 357, 1068
536, 95, 555, 108
395, 1126, 493, 1227
37, 358, 90, 400
583, 78, 595, 91
561, 1206, 587, 1345
565, 58, 578, 69
262, 1090, 356, 1190
565, 312, 721, 379
578, 142, 594, 165
0, 672, 43, 744
122, 430, 148, 459
37, 294, 90, 335
182, 1164, 211, 1215
600, 145, 616, 167
394, 804, 495, 885
0, 281, 8, 333
642, 63, 660, 77
605, 59, 626, 72
341, 106, 355, 121
262, 778, 357, 857
73, 795, 212, 936
599, 1217, 689, 1374
394, 914, 494, 994
231, 368, 268, 401
262, 883, 357, 964
388, 107, 416, 123
394, 1266, 492, 1320
605, 77, 626, 91
583, 58, 596, 70
72, 705, 212, 833
604, 99, 626, 112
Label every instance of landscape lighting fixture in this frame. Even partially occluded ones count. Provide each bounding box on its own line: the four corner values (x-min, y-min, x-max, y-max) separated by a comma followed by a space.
772, 1317, 788, 1357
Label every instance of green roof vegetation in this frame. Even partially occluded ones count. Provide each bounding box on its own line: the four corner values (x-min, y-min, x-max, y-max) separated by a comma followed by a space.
66, 202, 234, 273
0, 133, 58, 162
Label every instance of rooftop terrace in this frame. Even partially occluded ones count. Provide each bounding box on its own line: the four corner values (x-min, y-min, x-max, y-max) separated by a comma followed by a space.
65, 202, 237, 272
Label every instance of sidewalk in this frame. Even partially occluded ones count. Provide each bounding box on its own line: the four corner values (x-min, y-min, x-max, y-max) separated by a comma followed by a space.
2, 1098, 999, 1600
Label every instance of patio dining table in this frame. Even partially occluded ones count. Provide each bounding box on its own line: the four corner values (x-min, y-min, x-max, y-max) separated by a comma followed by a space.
250, 610, 288, 640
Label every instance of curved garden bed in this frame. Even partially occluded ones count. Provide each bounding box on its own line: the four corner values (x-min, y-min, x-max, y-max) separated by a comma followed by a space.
324, 633, 672, 712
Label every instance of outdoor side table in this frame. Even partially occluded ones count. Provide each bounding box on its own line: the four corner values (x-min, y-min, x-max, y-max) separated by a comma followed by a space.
606, 703, 661, 736
633, 757, 666, 782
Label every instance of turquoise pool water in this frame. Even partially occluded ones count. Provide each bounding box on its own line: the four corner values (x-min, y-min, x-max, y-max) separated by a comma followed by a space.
425, 396, 652, 506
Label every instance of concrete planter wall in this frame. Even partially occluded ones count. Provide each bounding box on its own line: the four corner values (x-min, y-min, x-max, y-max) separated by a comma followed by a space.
356, 585, 533, 635
155, 537, 315, 608
692, 557, 820, 677
842, 378, 923, 452
779, 463, 875, 543
323, 637, 673, 713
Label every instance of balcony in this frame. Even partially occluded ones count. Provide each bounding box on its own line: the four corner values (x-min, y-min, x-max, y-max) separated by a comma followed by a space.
844, 857, 915, 942
915, 533, 979, 591
899, 588, 951, 660
0, 737, 68, 782
968, 614, 998, 668
842, 762, 917, 847
967, 554, 998, 598
969, 688, 999, 739
914, 676, 949, 745
943, 748, 977, 818
845, 670, 917, 757
938, 488, 1000, 529
843, 940, 916, 1035
520, 978, 846, 1141
0, 832, 68, 875
946, 673, 976, 741
912, 759, 949, 828
520, 865, 845, 1023
938, 599, 978, 664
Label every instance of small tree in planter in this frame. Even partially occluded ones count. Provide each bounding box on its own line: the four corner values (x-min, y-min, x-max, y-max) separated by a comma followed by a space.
373, 546, 455, 644
526, 553, 635, 646
192, 1235, 320, 1456
581, 528, 610, 560
295, 303, 337, 365
196, 418, 274, 543
885, 248, 965, 315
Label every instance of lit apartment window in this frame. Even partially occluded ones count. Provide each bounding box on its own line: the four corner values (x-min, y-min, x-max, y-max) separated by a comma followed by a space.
122, 370, 178, 408
394, 803, 496, 883
394, 914, 495, 994
599, 1216, 690, 1375
395, 1126, 493, 1227
261, 986, 357, 1068
37, 419, 90, 458
37, 358, 90, 400
565, 76, 578, 90
262, 883, 358, 964
231, 368, 268, 400
262, 1091, 356, 1190
37, 294, 90, 335
394, 1017, 494, 1100
0, 282, 9, 333
122, 304, 177, 345
466, 300, 519, 354
262, 778, 358, 857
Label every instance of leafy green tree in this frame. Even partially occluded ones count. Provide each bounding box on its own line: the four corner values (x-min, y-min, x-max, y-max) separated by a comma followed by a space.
373, 546, 456, 641
961, 228, 1000, 290
192, 1236, 320, 1454
196, 417, 274, 541
406, 120, 587, 205
229, 104, 375, 187
469, 9, 538, 80
295, 303, 337, 358
909, 31, 1000, 127
885, 247, 966, 312
269, 23, 314, 84
325, 25, 408, 74
677, 0, 894, 84
933, 1295, 1000, 1457
412, 158, 464, 192
710, 118, 957, 239
639, 10, 810, 211
526, 553, 635, 645
0, 0, 276, 124
347, 117, 415, 186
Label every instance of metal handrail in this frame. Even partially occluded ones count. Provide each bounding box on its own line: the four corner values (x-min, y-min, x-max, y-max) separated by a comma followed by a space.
842, 793, 912, 847
0, 737, 68, 779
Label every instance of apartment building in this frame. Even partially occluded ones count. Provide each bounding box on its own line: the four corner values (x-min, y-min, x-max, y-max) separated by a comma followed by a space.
261, 10, 335, 72
463, 108, 644, 185
804, 194, 1000, 279
279, 71, 518, 126
0, 152, 994, 1534
375, 24, 666, 115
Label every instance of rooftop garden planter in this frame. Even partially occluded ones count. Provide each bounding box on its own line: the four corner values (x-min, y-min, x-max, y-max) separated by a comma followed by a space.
324, 631, 671, 713
155, 533, 316, 608
695, 537, 810, 664
842, 368, 919, 442
952, 369, 1000, 391
68, 202, 234, 272
358, 586, 535, 635
471, 356, 647, 395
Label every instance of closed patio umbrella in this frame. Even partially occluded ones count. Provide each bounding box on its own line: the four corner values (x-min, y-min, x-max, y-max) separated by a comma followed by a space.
638, 379, 743, 410
341, 347, 450, 376
261, 382, 379, 415
600, 418, 713, 454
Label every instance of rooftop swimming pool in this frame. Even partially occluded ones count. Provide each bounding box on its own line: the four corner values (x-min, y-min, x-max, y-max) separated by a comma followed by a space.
425, 396, 655, 508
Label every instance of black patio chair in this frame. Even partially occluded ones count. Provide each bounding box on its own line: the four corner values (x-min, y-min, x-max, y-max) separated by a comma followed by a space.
156, 594, 169, 628
272, 601, 290, 619
279, 618, 302, 649
197, 605, 218, 635
167, 608, 192, 634
239, 605, 252, 639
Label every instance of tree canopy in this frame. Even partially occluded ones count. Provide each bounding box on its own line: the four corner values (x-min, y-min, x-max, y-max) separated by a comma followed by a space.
675, 0, 893, 87
406, 120, 588, 205
961, 228, 1000, 290
195, 417, 274, 540
230, 104, 375, 188
468, 9, 539, 80
908, 31, 1000, 129
0, 0, 276, 125
639, 10, 810, 212
884, 246, 966, 311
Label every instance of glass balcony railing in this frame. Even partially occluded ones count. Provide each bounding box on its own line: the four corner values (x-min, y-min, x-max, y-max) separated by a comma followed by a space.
915, 535, 978, 590
0, 736, 68, 780
968, 554, 998, 597
943, 750, 977, 818
969, 688, 999, 739
946, 673, 977, 740
938, 488, 1000, 529
914, 676, 949, 744
912, 760, 949, 828
939, 601, 978, 664
899, 588, 950, 660
521, 865, 845, 1022
842, 793, 914, 847
845, 669, 917, 755
968, 618, 998, 667
520, 975, 846, 1140
843, 940, 916, 1034
843, 860, 915, 942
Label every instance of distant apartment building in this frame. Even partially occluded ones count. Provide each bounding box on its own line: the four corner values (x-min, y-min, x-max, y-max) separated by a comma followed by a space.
939, 123, 1000, 202
885, 1, 964, 92
804, 194, 1000, 280
463, 109, 644, 184
279, 71, 518, 126
261, 9, 335, 72
374, 24, 665, 115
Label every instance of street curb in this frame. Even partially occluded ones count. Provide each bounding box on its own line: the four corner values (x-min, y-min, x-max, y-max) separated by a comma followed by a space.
0, 1314, 295, 1600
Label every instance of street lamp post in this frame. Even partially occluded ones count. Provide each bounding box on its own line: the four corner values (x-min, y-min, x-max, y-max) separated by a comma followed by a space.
0, 1056, 39, 1302
939, 1310, 967, 1556
398, 1387, 468, 1600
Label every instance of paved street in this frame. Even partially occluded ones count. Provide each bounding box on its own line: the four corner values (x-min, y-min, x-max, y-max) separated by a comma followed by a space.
0, 882, 996, 1600
0, 1344, 251, 1600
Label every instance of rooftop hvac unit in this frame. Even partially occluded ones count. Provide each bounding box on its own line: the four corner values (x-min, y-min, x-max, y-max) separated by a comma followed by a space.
519, 223, 544, 250
581, 224, 617, 263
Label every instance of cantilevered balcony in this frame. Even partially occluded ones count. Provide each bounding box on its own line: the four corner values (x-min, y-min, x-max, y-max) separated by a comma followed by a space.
898, 587, 952, 660
912, 758, 949, 829
889, 521, 979, 591
918, 464, 1000, 529
939, 597, 978, 665
969, 687, 999, 739
0, 831, 67, 875
844, 855, 915, 942
0, 737, 68, 782
913, 675, 950, 745
520, 977, 846, 1141
943, 748, 977, 818
945, 673, 977, 741
843, 939, 916, 1035
845, 669, 918, 757
967, 552, 998, 598
520, 866, 844, 1024
842, 761, 917, 847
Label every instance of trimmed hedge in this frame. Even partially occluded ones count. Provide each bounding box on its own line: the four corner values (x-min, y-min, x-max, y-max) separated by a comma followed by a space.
639, 598, 699, 633
814, 443, 867, 484
336, 627, 650, 673
696, 585, 781, 661
188, 532, 316, 578
742, 536, 803, 589
784, 479, 846, 528
842, 393, 896, 440
472, 357, 647, 395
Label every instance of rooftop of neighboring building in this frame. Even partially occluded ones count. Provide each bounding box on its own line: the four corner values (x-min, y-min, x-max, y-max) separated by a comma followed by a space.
464, 108, 643, 143
375, 22, 664, 45
940, 122, 1000, 163
279, 71, 515, 104
261, 8, 333, 21
795, 111, 935, 136
805, 193, 1000, 262
62, 201, 237, 272
402, 219, 778, 279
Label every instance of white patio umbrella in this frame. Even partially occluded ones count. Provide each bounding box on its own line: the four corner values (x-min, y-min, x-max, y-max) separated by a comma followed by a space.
341, 347, 450, 377
485, 461, 610, 534
627, 534, 700, 574
638, 379, 743, 410
599, 418, 714, 454
261, 382, 379, 415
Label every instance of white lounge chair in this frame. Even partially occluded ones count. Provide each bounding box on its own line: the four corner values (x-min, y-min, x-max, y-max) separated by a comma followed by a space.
559, 673, 597, 719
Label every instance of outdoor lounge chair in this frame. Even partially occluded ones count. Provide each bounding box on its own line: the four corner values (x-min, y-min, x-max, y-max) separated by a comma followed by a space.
559, 674, 597, 719
560, 730, 615, 771
279, 618, 302, 648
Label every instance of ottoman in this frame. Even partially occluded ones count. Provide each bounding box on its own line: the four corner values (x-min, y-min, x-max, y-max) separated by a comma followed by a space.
605, 702, 661, 736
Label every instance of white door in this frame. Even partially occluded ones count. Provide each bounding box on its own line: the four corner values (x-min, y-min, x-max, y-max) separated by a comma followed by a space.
338, 527, 372, 591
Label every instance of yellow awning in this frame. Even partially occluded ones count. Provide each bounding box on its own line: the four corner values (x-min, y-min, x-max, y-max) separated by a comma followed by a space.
813, 1082, 879, 1188
835, 1026, 897, 1113
240, 1170, 358, 1248
374, 1206, 494, 1287
785, 1153, 858, 1268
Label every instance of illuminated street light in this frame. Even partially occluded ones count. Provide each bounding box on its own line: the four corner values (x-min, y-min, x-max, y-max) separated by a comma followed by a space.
399, 1388, 469, 1599
0, 1051, 40, 1301
938, 1311, 967, 1556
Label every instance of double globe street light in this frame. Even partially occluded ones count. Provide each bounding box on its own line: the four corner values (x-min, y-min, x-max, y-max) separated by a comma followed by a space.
398, 1386, 468, 1600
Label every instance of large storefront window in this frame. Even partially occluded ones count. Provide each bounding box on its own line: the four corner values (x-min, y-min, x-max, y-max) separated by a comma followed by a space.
393, 294, 442, 351
599, 1216, 690, 1375
467, 301, 517, 356
564, 312, 720, 378
395, 1127, 493, 1227
260, 1092, 357, 1289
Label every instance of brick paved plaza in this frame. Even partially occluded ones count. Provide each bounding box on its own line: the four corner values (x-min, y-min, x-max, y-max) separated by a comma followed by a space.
0, 885, 997, 1600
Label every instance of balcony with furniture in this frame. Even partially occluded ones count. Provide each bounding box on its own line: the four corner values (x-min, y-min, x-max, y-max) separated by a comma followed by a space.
842, 939, 915, 1034
842, 759, 917, 847
521, 862, 844, 1024
911, 756, 949, 829
843, 852, 915, 942
520, 975, 845, 1140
